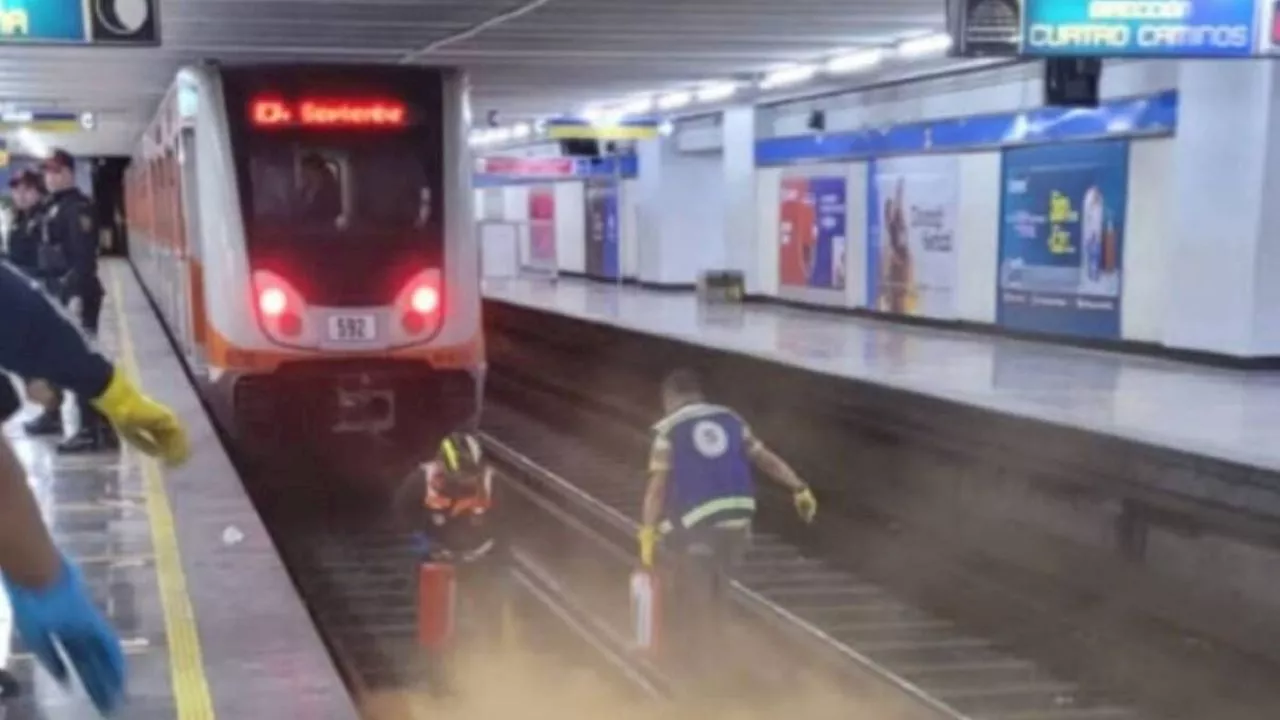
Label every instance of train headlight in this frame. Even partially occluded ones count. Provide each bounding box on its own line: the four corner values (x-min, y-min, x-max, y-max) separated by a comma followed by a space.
253, 269, 309, 342
397, 271, 442, 338
410, 284, 440, 314
259, 287, 288, 317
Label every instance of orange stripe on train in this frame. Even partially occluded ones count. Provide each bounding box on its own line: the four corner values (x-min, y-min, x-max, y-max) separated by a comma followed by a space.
202, 322, 484, 374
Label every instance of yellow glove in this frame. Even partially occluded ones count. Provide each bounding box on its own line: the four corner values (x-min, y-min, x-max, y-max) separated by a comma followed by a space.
637, 525, 658, 568
794, 487, 817, 524
92, 369, 190, 466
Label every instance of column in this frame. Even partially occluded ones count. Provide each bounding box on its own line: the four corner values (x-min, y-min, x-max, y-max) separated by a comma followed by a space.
1166, 60, 1280, 357
721, 105, 758, 292
633, 128, 727, 286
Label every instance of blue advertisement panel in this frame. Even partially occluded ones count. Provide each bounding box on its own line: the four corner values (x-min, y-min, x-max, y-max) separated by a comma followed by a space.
1022, 0, 1258, 57
0, 0, 159, 45
584, 178, 620, 279
809, 176, 848, 290
997, 140, 1129, 340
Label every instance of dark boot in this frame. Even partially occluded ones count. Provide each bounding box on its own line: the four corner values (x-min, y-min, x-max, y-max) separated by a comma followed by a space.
22, 409, 62, 436
98, 421, 120, 451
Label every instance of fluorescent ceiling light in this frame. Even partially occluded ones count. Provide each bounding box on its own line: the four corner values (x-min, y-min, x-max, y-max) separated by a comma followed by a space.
695, 83, 738, 103
896, 32, 952, 58
491, 127, 513, 143
658, 120, 675, 136
656, 91, 692, 111
512, 122, 531, 139
759, 65, 816, 90
581, 106, 604, 123
618, 96, 654, 116
15, 127, 49, 158
825, 49, 884, 75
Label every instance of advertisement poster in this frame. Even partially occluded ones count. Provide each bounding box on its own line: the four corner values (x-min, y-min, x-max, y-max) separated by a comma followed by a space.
584, 178, 620, 279
1021, 0, 1257, 58
998, 140, 1128, 339
778, 172, 847, 290
866, 156, 959, 319
527, 185, 557, 268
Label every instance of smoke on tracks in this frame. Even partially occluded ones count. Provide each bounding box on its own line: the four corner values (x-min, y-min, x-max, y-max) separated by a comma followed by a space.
357, 636, 909, 720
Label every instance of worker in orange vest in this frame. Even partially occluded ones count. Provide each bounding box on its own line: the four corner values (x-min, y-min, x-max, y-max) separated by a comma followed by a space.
395, 432, 506, 649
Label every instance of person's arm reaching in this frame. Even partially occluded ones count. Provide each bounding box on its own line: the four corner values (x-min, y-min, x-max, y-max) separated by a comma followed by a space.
744, 425, 818, 523
637, 432, 671, 567
0, 262, 113, 398
0, 434, 126, 715
0, 263, 190, 465
0, 435, 60, 589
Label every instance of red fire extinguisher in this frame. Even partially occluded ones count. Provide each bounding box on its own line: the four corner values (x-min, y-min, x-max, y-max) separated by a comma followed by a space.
418, 561, 457, 650
630, 568, 661, 655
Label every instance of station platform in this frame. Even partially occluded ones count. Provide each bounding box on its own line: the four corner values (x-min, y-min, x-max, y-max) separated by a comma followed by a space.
483, 276, 1280, 474
1, 261, 358, 719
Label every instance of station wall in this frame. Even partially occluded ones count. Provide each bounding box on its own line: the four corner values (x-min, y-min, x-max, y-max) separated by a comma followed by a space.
473, 178, 640, 278
475, 60, 1187, 347
752, 137, 1173, 344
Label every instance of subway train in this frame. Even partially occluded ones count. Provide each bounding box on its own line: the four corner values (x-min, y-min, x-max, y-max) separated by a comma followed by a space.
124, 63, 483, 482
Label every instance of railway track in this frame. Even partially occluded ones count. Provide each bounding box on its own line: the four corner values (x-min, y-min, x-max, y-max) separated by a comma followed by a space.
482, 370, 1150, 720
253, 477, 665, 719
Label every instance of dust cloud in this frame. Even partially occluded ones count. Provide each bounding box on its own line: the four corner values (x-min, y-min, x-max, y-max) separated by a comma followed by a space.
356, 633, 908, 720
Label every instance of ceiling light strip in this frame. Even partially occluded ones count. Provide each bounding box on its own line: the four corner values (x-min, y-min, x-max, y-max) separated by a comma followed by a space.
470, 31, 954, 148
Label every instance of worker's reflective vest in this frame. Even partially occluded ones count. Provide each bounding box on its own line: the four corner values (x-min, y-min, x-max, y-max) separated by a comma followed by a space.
656, 403, 756, 535
423, 463, 493, 516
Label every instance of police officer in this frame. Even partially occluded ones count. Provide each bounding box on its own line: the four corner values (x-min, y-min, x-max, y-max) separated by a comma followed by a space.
0, 260, 190, 715
3, 169, 68, 437
6, 169, 46, 278
39, 149, 118, 454
638, 369, 817, 670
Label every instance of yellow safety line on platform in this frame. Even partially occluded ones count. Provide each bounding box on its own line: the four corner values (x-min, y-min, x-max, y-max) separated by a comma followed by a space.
108, 265, 217, 720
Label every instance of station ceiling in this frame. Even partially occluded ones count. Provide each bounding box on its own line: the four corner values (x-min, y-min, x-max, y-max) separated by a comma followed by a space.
2, 0, 952, 157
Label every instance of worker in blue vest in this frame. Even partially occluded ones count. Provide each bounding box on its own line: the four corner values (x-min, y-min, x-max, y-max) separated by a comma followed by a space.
0, 261, 190, 715
638, 368, 816, 669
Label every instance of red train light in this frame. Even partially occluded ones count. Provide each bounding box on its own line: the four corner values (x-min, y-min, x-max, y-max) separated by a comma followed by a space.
259, 287, 288, 317
410, 284, 440, 314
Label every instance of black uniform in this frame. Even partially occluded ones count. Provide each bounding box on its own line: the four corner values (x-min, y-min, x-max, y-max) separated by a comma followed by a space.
6, 205, 42, 277
38, 185, 116, 452
43, 187, 104, 331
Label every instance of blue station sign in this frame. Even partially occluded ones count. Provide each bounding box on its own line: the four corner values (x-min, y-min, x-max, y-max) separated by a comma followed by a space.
1022, 0, 1259, 57
0, 0, 159, 45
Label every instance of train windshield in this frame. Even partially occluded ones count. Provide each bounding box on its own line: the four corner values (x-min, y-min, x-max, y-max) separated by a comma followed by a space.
222, 67, 447, 305
246, 133, 433, 235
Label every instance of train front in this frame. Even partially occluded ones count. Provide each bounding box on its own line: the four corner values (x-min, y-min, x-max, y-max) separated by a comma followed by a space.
219, 65, 482, 482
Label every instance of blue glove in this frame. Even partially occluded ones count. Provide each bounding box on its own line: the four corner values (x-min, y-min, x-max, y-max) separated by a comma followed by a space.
4, 553, 126, 715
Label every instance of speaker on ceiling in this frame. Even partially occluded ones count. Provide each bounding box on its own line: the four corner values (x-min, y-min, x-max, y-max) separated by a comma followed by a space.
1044, 58, 1102, 108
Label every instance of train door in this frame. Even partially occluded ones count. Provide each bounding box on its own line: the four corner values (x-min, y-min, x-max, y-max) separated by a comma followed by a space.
177, 127, 208, 375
